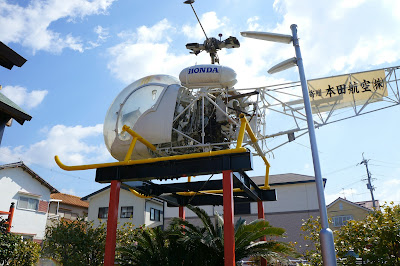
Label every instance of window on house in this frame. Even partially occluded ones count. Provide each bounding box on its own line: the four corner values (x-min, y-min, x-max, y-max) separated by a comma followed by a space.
98, 207, 108, 219
234, 202, 251, 215
120, 206, 133, 218
21, 235, 33, 241
332, 215, 353, 227
150, 208, 161, 221
17, 196, 39, 211
63, 211, 72, 220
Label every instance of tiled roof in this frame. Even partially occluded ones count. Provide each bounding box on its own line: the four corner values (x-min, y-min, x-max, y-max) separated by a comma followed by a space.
327, 197, 373, 211
0, 161, 58, 193
51, 193, 89, 208
355, 200, 380, 210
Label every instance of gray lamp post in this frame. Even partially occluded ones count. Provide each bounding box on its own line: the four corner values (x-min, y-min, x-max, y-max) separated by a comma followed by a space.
241, 24, 337, 266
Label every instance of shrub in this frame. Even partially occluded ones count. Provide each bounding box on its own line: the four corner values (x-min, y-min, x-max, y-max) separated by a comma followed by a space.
0, 217, 40, 265
42, 218, 106, 266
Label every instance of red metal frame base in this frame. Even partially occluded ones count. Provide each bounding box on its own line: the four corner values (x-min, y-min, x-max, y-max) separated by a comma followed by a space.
179, 206, 185, 220
104, 180, 121, 266
0, 203, 15, 233
223, 170, 235, 266
258, 200, 267, 266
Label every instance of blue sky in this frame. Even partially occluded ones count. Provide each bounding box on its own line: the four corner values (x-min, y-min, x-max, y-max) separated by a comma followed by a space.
0, 0, 399, 205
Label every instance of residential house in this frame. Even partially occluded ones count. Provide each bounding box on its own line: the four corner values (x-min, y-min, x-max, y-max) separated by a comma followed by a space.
47, 193, 89, 227
327, 197, 378, 229
81, 185, 164, 229
164, 173, 326, 252
0, 161, 58, 243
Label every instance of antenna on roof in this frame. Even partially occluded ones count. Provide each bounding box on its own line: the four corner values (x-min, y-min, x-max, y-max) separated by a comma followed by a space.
183, 0, 240, 64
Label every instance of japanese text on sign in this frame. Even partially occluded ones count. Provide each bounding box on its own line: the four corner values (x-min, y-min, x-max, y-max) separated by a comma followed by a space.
307, 69, 387, 114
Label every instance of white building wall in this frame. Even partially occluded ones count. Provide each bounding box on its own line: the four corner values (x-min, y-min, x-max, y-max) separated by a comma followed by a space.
144, 200, 163, 228
256, 182, 319, 213
0, 168, 51, 240
87, 188, 160, 228
164, 182, 319, 219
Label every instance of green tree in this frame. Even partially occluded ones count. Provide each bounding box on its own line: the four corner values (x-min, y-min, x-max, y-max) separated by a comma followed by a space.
0, 217, 19, 264
300, 215, 324, 265
0, 217, 41, 266
335, 203, 400, 265
117, 225, 185, 265
42, 218, 106, 265
9, 239, 41, 266
301, 203, 400, 265
117, 205, 298, 265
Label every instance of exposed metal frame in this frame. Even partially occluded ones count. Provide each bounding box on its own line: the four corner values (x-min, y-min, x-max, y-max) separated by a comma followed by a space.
238, 66, 400, 153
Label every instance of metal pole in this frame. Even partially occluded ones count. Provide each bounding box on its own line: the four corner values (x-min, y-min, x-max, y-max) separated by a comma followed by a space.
290, 24, 337, 266
360, 153, 376, 208
257, 201, 267, 266
104, 180, 121, 266
360, 153, 376, 210
222, 170, 235, 266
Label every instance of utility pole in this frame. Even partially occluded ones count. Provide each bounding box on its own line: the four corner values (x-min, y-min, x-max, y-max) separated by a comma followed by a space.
359, 153, 376, 209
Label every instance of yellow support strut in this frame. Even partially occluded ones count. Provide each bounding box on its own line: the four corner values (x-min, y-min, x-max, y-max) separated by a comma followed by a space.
54, 114, 271, 198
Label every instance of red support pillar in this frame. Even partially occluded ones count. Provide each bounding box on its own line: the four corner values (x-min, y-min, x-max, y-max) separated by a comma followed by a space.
223, 170, 235, 266
257, 200, 265, 220
179, 206, 185, 220
104, 180, 121, 266
257, 200, 267, 266
7, 202, 15, 233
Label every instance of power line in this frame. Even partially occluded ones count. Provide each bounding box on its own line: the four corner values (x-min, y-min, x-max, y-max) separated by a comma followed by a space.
369, 163, 399, 169
370, 159, 399, 166
323, 164, 357, 176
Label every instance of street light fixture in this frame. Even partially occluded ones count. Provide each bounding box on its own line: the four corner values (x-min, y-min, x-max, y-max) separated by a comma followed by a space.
267, 57, 297, 74
241, 24, 337, 266
241, 31, 292, 44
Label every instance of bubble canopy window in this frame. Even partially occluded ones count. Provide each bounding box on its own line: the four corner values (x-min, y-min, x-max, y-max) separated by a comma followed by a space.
103, 75, 180, 159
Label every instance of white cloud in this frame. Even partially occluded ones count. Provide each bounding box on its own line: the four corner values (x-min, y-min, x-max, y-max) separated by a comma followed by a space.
1, 85, 48, 109
107, 15, 289, 87
325, 188, 359, 205
376, 177, 400, 204
94, 25, 109, 41
107, 19, 195, 84
87, 25, 110, 48
272, 0, 400, 78
0, 124, 110, 168
61, 188, 76, 195
0, 0, 115, 53
182, 12, 229, 40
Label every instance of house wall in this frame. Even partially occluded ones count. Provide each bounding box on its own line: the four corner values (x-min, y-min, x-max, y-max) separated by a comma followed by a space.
86, 188, 163, 228
327, 200, 370, 229
47, 202, 88, 227
0, 168, 50, 240
163, 181, 321, 254
144, 200, 164, 228
164, 182, 319, 219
